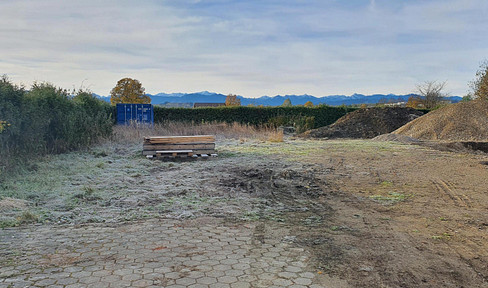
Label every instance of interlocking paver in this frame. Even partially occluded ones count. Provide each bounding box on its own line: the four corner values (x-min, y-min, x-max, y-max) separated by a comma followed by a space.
175, 277, 196, 285
197, 276, 218, 284
217, 275, 238, 284
0, 219, 327, 288
294, 277, 313, 286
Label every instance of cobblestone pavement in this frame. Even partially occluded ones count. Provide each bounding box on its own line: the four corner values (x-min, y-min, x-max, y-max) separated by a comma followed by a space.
0, 218, 328, 288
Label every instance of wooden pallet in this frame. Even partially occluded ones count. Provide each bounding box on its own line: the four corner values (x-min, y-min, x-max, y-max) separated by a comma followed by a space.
146, 153, 218, 159
144, 135, 215, 144
143, 149, 216, 156
143, 135, 216, 160
143, 143, 215, 150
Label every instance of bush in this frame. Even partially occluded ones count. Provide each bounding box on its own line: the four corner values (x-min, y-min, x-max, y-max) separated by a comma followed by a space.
0, 77, 113, 176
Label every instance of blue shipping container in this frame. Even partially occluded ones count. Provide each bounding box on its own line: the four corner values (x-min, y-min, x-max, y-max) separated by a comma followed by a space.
116, 104, 154, 125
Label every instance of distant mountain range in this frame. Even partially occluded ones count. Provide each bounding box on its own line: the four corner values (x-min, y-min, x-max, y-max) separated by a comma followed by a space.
96, 91, 462, 106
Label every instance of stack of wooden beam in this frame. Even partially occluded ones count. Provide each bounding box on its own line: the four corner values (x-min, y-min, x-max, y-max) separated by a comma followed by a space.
143, 135, 217, 159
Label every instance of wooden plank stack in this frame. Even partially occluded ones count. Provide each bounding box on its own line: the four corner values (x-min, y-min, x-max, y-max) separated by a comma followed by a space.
143, 135, 217, 159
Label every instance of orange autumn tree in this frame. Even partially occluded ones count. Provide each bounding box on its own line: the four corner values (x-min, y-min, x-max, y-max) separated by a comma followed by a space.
110, 78, 151, 105
225, 94, 241, 106
406, 96, 424, 108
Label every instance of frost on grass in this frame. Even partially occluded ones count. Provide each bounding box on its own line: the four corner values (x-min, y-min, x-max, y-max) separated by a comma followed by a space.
0, 139, 333, 226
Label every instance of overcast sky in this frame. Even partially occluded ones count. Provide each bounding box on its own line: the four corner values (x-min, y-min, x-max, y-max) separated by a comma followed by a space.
1, 0, 487, 97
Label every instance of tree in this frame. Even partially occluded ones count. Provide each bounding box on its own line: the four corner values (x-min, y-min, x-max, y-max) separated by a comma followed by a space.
470, 61, 488, 101
416, 81, 447, 109
110, 78, 150, 105
225, 94, 241, 106
461, 95, 473, 102
282, 99, 292, 107
304, 101, 314, 107
406, 96, 424, 108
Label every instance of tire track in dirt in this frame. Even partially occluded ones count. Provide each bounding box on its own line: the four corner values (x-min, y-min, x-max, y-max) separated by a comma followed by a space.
432, 179, 472, 208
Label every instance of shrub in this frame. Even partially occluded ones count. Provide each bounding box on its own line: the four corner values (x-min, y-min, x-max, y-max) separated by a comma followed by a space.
0, 77, 113, 176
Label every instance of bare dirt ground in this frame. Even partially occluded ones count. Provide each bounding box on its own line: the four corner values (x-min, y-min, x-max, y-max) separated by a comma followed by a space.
2, 137, 488, 287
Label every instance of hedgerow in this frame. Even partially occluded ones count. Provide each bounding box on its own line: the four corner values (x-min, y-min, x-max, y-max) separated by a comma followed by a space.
0, 76, 113, 176
153, 105, 357, 132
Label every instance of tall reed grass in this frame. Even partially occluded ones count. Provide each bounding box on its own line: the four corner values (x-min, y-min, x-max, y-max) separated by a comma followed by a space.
111, 121, 284, 144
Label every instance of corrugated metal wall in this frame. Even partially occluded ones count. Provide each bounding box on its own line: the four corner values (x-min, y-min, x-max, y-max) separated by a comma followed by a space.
116, 104, 154, 125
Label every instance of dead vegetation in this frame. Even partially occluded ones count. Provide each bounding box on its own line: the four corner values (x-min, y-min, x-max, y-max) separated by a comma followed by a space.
111, 121, 283, 144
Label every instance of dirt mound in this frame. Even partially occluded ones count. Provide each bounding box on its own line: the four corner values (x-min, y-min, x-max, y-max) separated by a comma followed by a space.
372, 133, 421, 144
302, 107, 424, 139
394, 100, 488, 141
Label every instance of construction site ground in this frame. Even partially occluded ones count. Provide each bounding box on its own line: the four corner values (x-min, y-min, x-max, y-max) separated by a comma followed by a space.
1, 138, 488, 287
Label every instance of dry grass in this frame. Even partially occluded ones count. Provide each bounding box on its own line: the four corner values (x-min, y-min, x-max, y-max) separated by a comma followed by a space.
0, 197, 28, 212
110, 121, 283, 144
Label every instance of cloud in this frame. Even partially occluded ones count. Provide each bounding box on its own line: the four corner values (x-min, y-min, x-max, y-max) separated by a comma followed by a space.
1, 0, 487, 97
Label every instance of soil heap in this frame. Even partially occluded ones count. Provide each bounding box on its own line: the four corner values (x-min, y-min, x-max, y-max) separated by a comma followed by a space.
302, 107, 424, 139
393, 100, 488, 141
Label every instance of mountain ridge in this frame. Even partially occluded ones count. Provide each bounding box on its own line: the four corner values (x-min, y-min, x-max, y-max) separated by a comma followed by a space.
96, 91, 462, 106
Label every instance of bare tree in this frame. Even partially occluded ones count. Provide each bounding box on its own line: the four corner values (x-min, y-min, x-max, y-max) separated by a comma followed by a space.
416, 81, 447, 109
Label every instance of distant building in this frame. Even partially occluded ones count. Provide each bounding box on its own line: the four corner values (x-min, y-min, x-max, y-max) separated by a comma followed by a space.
193, 103, 226, 108
384, 101, 407, 107
158, 102, 193, 108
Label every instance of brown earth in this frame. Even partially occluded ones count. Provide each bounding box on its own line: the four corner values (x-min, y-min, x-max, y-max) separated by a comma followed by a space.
302, 107, 424, 139
394, 100, 488, 141
284, 141, 488, 287
218, 140, 488, 287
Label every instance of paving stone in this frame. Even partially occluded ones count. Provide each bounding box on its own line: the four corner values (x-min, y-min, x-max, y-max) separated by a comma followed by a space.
209, 283, 231, 288
100, 274, 121, 283
231, 282, 251, 288
56, 277, 78, 285
285, 266, 303, 273
293, 277, 313, 285
121, 273, 142, 281
197, 276, 218, 284
218, 275, 238, 284
175, 277, 197, 285
278, 271, 298, 279
272, 278, 294, 286
0, 219, 323, 288
299, 271, 315, 279
289, 284, 309, 288
34, 278, 57, 286
78, 276, 101, 284
224, 269, 244, 277
132, 279, 155, 287
65, 283, 88, 288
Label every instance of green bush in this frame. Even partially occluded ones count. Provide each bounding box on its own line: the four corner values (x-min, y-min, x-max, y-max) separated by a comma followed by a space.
0, 77, 113, 176
153, 105, 356, 129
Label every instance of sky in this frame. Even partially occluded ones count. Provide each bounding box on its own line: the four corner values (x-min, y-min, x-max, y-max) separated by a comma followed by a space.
1, 0, 487, 98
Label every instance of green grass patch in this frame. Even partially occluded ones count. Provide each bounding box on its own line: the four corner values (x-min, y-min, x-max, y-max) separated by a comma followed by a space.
369, 192, 412, 204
